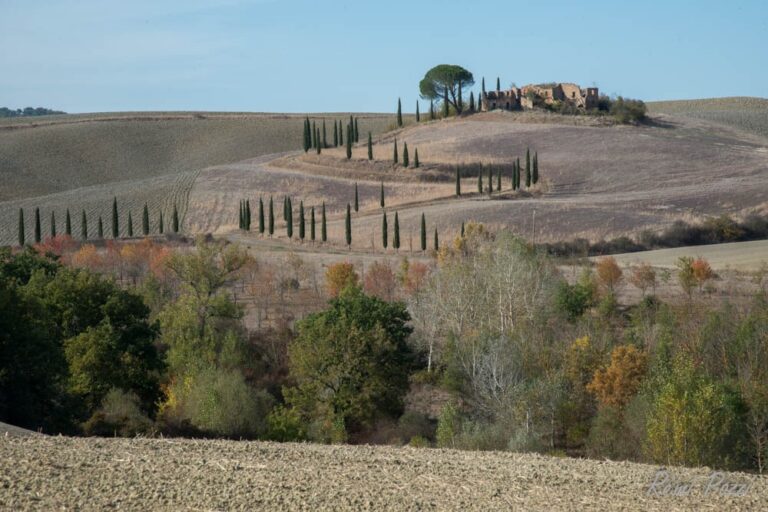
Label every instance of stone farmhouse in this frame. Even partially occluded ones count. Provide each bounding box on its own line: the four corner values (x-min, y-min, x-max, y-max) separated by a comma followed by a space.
481, 83, 599, 111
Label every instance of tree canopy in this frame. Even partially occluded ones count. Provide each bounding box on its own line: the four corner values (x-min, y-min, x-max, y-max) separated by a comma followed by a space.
419, 64, 474, 114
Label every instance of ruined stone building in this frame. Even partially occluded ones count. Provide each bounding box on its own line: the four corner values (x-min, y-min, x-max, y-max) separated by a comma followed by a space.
481, 83, 599, 111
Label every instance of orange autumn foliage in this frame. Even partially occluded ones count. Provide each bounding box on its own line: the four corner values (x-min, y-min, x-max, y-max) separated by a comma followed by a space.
587, 345, 648, 409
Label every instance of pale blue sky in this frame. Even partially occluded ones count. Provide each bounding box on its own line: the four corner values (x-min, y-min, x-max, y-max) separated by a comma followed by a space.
1, 0, 766, 113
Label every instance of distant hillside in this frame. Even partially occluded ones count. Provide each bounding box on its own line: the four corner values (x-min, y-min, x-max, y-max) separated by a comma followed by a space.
0, 107, 66, 118
648, 97, 768, 139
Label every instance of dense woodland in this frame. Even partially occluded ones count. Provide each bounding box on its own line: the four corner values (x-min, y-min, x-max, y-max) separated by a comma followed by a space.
1, 226, 767, 473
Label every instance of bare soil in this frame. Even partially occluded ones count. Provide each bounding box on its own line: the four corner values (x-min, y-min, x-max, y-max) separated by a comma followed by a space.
1, 435, 765, 511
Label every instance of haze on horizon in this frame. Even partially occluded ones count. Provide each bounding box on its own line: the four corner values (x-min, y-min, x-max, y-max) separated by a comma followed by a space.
1, 0, 766, 113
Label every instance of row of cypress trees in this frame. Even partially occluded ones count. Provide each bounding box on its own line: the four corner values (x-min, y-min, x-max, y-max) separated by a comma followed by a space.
391, 138, 420, 168
303, 116, 361, 153
239, 195, 328, 244
451, 149, 541, 197
17, 198, 179, 246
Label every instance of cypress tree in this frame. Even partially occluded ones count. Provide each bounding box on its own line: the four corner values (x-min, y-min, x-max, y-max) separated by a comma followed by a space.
112, 197, 119, 238
482, 77, 486, 95
488, 165, 493, 194
333, 120, 338, 147
18, 209, 24, 246
354, 182, 359, 212
416, 101, 420, 122
461, 221, 465, 237
316, 128, 321, 154
429, 100, 435, 120
345, 203, 352, 248
299, 201, 305, 240
469, 91, 475, 112
393, 212, 400, 251
142, 204, 149, 235
414, 148, 420, 168
48, 210, 55, 238
258, 197, 265, 234
456, 166, 461, 196
239, 200, 243, 229
477, 169, 483, 194
525, 148, 532, 187
269, 196, 275, 236
246, 199, 252, 230
65, 209, 72, 236
367, 132, 373, 160
286, 198, 293, 238
321, 202, 327, 242
338, 119, 343, 146
322, 120, 327, 148
159, 211, 164, 234
517, 157, 521, 188
81, 210, 88, 240
393, 138, 398, 164
512, 161, 518, 190
496, 77, 501, 91
380, 182, 385, 208
127, 212, 133, 237
346, 124, 352, 159
172, 204, 179, 233
496, 165, 502, 191
349, 115, 354, 142
533, 152, 539, 184
310, 206, 316, 241
382, 210, 388, 249
397, 98, 403, 127
355, 118, 359, 143
98, 216, 104, 239
283, 196, 288, 221
303, 118, 310, 152
34, 208, 41, 243
402, 142, 409, 168
434, 227, 439, 251
312, 120, 317, 149
420, 213, 427, 251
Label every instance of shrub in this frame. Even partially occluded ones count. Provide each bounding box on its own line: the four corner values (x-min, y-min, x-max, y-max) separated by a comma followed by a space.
588, 345, 648, 409
610, 97, 647, 123
325, 262, 359, 298
266, 405, 308, 442
435, 402, 461, 448
83, 389, 154, 437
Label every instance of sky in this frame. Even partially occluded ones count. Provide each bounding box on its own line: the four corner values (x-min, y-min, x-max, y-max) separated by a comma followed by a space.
1, 0, 766, 113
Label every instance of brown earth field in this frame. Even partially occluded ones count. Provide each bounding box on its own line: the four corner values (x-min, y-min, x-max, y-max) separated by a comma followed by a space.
183, 109, 768, 251
2, 435, 766, 511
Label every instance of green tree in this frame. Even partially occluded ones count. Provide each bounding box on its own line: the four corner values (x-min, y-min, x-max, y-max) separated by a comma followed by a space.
303, 117, 310, 152
321, 202, 327, 242
434, 227, 439, 251
34, 208, 41, 243
496, 77, 500, 91
496, 165, 501, 191
354, 183, 359, 212
18, 209, 24, 246
345, 203, 352, 248
98, 216, 104, 239
429, 100, 435, 120
403, 142, 409, 168
338, 119, 343, 146
284, 288, 413, 438
112, 197, 119, 238
382, 210, 388, 249
333, 120, 338, 147
393, 212, 401, 251
50, 211, 56, 238
245, 200, 251, 231
525, 148, 531, 188
346, 124, 352, 159
258, 197, 265, 234
81, 210, 88, 240
158, 211, 163, 235
415, 101, 420, 122
283, 196, 288, 222
299, 201, 306, 240
420, 213, 427, 252
65, 209, 72, 236
487, 165, 493, 194
269, 196, 275, 236
393, 138, 398, 164
397, 98, 403, 127
172, 204, 179, 233
355, 118, 359, 143
419, 64, 475, 114
477, 170, 483, 194
380, 182, 385, 208
239, 200, 244, 230
142, 204, 149, 236
456, 166, 461, 196
316, 128, 321, 154
533, 152, 539, 184
312, 120, 317, 148
414, 148, 420, 168
322, 119, 327, 148
367, 132, 373, 160
286, 197, 293, 238
310, 206, 316, 242
127, 212, 133, 237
